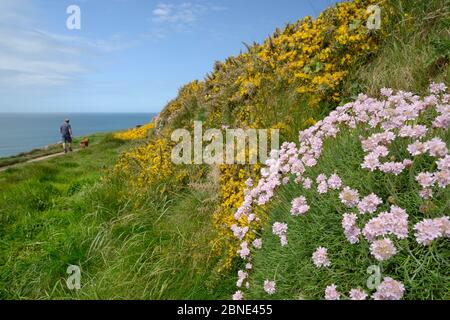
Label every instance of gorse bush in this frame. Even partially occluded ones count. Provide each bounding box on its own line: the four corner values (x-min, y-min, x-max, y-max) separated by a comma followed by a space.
114, 123, 154, 141
231, 84, 449, 300
118, 0, 385, 272
101, 0, 449, 300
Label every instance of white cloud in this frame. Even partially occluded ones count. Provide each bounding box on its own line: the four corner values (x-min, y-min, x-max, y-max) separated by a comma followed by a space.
0, 0, 134, 90
150, 2, 227, 37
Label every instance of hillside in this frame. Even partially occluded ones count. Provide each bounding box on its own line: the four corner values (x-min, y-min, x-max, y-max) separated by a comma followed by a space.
1, 0, 448, 300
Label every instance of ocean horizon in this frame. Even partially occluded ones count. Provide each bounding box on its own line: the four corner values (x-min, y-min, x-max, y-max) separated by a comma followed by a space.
0, 112, 155, 158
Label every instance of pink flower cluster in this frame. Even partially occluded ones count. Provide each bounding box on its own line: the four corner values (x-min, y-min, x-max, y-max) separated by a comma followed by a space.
252, 238, 262, 250
232, 290, 243, 300
230, 84, 448, 300
272, 222, 288, 246
237, 241, 250, 259
339, 187, 360, 207
302, 177, 313, 189
236, 270, 248, 288
415, 164, 450, 198
291, 196, 310, 216
317, 174, 328, 194
328, 173, 342, 190
357, 193, 383, 214
264, 280, 276, 295
370, 238, 397, 261
342, 213, 361, 244
231, 224, 249, 240
372, 277, 405, 300
429, 82, 447, 95
413, 216, 450, 245
433, 104, 450, 129
312, 247, 331, 268
363, 206, 409, 242
349, 288, 368, 300
324, 284, 340, 300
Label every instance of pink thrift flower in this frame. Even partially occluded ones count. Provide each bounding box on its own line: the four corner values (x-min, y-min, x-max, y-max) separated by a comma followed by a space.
324, 284, 340, 300
399, 125, 427, 139
245, 178, 253, 188
437, 155, 450, 170
303, 178, 313, 189
349, 289, 368, 300
379, 162, 405, 175
429, 82, 447, 95
341, 213, 361, 243
381, 88, 393, 97
416, 172, 435, 188
363, 206, 409, 241
403, 159, 413, 168
231, 224, 249, 240
327, 174, 342, 190
317, 181, 328, 194
370, 238, 397, 261
433, 113, 450, 129
358, 193, 383, 214
339, 187, 360, 207
312, 247, 331, 268
232, 291, 244, 300
407, 141, 427, 156
237, 242, 250, 259
373, 145, 389, 157
436, 216, 450, 237
435, 170, 450, 188
372, 277, 405, 300
264, 280, 276, 295
253, 238, 262, 250
316, 174, 327, 184
342, 213, 358, 229
425, 138, 448, 157
344, 226, 361, 244
419, 188, 433, 199
362, 152, 380, 171
272, 222, 288, 236
280, 235, 288, 247
414, 219, 443, 245
291, 196, 310, 216
236, 270, 248, 287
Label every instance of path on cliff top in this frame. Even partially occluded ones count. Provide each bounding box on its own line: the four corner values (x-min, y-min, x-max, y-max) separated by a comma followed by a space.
0, 150, 80, 172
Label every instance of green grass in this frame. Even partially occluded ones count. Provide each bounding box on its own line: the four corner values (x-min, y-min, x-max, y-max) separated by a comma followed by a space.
244, 0, 450, 300
0, 134, 108, 168
342, 0, 450, 100
0, 134, 234, 299
246, 109, 450, 300
0, 0, 448, 301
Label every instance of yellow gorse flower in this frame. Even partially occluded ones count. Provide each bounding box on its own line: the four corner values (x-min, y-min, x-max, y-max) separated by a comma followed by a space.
112, 0, 385, 273
114, 123, 154, 141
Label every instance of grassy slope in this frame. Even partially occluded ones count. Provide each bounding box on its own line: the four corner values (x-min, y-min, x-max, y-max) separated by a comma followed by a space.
0, 134, 232, 299
0, 134, 126, 298
0, 135, 106, 168
1, 0, 448, 300
248, 126, 449, 300
247, 0, 450, 300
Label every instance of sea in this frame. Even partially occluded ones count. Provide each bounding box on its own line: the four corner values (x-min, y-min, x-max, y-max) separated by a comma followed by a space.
0, 113, 155, 158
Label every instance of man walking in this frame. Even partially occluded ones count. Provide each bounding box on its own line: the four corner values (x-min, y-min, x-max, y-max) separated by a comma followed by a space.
60, 118, 73, 153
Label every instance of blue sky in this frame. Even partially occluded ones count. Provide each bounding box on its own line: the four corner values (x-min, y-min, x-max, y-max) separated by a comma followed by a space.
0, 0, 339, 113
